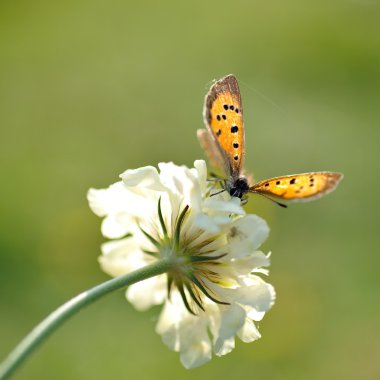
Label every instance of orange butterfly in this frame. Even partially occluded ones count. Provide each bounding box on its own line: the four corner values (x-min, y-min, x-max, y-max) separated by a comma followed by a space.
198, 74, 343, 207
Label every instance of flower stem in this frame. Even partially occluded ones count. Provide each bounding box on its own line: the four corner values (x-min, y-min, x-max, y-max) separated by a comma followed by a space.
0, 257, 173, 380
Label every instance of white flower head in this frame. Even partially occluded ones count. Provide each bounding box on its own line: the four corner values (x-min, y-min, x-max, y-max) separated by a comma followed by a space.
88, 160, 275, 369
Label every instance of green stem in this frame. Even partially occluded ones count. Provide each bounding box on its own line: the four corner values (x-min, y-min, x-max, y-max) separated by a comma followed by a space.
0, 257, 173, 380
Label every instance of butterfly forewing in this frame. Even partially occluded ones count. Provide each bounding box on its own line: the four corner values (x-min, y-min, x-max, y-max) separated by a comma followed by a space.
203, 74, 245, 178
250, 172, 343, 202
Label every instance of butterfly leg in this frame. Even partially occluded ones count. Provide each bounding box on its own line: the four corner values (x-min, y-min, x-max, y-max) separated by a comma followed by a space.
209, 172, 223, 179
207, 178, 224, 186
210, 178, 227, 197
207, 172, 225, 183
208, 175, 227, 193
207, 176, 225, 184
210, 189, 226, 197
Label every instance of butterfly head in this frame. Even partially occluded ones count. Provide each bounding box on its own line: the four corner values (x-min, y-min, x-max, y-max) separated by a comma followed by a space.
227, 176, 250, 199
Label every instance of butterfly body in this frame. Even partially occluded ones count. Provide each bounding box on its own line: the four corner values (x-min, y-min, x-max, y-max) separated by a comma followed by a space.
198, 74, 343, 205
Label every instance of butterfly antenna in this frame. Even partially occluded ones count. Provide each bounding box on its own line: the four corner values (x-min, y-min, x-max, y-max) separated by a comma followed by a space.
250, 190, 288, 208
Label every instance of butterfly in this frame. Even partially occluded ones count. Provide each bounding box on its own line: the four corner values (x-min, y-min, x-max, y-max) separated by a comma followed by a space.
197, 74, 343, 207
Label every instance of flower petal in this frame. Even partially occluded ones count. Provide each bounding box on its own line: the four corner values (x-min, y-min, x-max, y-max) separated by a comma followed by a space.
237, 317, 261, 343
99, 238, 147, 276
88, 182, 130, 217
194, 214, 228, 234
230, 251, 271, 276
192, 160, 208, 195
232, 277, 276, 312
120, 165, 166, 191
227, 215, 269, 258
127, 274, 167, 311
101, 213, 132, 239
179, 333, 212, 369
212, 304, 246, 356
203, 197, 245, 215
156, 293, 212, 368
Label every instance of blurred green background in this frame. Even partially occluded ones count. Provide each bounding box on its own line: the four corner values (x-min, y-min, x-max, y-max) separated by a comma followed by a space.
1, 0, 379, 379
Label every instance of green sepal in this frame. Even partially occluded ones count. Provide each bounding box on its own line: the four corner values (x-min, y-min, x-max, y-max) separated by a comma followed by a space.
139, 226, 161, 249
189, 253, 227, 263
184, 282, 205, 312
157, 197, 168, 239
176, 279, 196, 315
174, 205, 189, 251
189, 274, 229, 306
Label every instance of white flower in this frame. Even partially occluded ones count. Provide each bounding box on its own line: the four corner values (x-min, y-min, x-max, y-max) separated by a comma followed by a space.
88, 160, 275, 369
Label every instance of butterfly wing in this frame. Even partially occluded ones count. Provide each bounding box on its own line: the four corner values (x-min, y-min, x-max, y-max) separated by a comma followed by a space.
250, 172, 343, 202
202, 74, 245, 179
197, 128, 227, 176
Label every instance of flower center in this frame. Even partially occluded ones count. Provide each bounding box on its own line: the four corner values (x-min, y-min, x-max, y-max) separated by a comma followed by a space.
139, 198, 230, 315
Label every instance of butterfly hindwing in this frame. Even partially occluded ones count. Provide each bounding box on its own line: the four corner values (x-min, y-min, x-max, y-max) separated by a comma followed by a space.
250, 172, 343, 202
203, 74, 245, 178
197, 128, 227, 177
